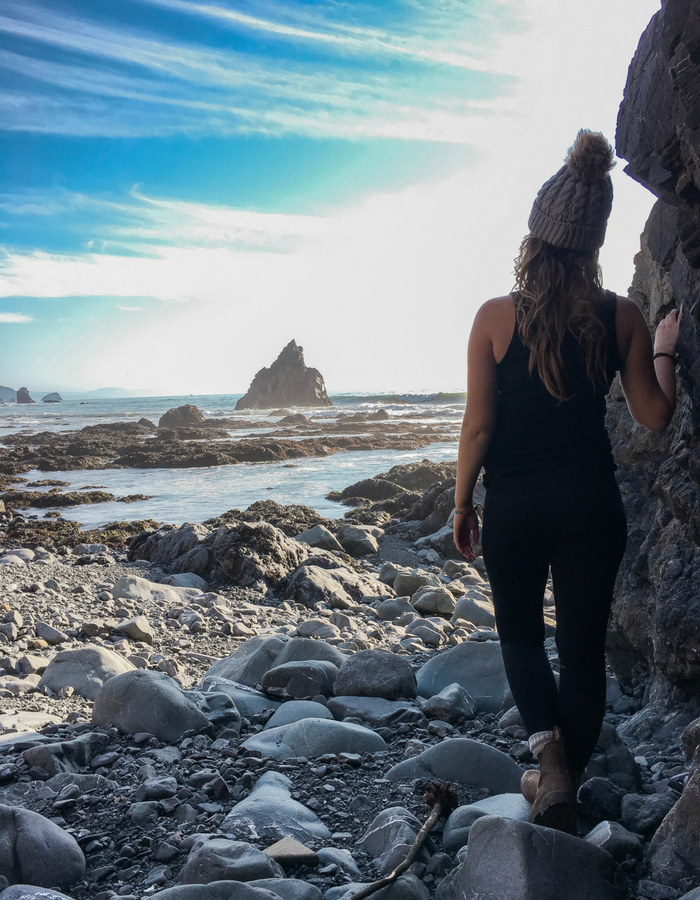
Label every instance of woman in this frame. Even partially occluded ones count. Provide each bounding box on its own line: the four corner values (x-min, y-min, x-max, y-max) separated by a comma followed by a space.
453, 130, 682, 834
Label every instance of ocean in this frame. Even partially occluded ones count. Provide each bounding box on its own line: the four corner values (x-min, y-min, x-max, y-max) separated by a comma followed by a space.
0, 393, 464, 527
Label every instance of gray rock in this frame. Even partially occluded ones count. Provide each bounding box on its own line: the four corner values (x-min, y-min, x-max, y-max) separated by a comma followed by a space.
316, 848, 361, 880
273, 638, 347, 669
577, 777, 624, 824
442, 795, 530, 854
0, 889, 74, 900
199, 677, 280, 718
185, 691, 242, 736
584, 722, 639, 791
334, 650, 416, 700
261, 660, 338, 700
222, 771, 331, 843
113, 615, 155, 644
265, 701, 333, 729
421, 683, 477, 723
38, 646, 135, 701
128, 523, 211, 575
621, 792, 676, 838
0, 805, 85, 890
442, 806, 489, 855
92, 670, 211, 742
249, 881, 322, 900
325, 875, 429, 900
393, 572, 442, 597
649, 764, 700, 888
150, 882, 281, 900
203, 637, 288, 688
440, 816, 627, 900
357, 807, 433, 875
242, 718, 386, 761
113, 574, 200, 606
296, 619, 341, 640
411, 586, 455, 616
416, 641, 513, 714
33, 623, 68, 645
450, 592, 495, 628
326, 696, 425, 728
179, 836, 284, 884
376, 598, 415, 621
335, 525, 379, 557
295, 525, 344, 554
385, 738, 522, 794
21, 732, 109, 776
163, 572, 209, 590
585, 821, 643, 863
284, 566, 355, 610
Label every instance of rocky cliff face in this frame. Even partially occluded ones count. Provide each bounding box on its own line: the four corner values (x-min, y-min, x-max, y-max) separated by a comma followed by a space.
236, 340, 332, 410
606, 0, 700, 697
16, 387, 35, 404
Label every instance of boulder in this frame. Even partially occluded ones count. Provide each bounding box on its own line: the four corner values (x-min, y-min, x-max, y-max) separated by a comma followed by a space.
296, 618, 340, 640
21, 732, 109, 777
451, 592, 496, 628
38, 647, 136, 701
357, 807, 434, 875
222, 771, 331, 843
113, 574, 200, 606
128, 524, 211, 573
284, 566, 355, 610
179, 836, 284, 884
113, 615, 155, 644
385, 738, 522, 794
326, 875, 429, 900
294, 525, 343, 553
377, 598, 415, 621
273, 637, 347, 669
442, 795, 530, 855
416, 641, 513, 713
159, 405, 206, 428
393, 572, 442, 597
260, 660, 338, 700
333, 650, 417, 700
585, 821, 643, 864
92, 670, 211, 742
421, 683, 477, 723
264, 701, 333, 729
242, 718, 386, 761
411, 586, 455, 616
335, 525, 379, 557
212, 523, 309, 587
649, 763, 700, 888
203, 637, 288, 687
0, 805, 85, 890
327, 696, 426, 728
438, 816, 627, 900
0, 889, 74, 900
15, 388, 34, 405
150, 884, 281, 900
199, 677, 280, 718
250, 880, 321, 900
236, 341, 332, 409
621, 792, 677, 838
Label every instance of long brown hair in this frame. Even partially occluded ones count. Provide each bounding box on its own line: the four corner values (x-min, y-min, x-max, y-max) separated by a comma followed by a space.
513, 234, 607, 403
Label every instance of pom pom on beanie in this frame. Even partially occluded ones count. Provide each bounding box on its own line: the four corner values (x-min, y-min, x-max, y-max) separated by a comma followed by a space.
566, 131, 615, 182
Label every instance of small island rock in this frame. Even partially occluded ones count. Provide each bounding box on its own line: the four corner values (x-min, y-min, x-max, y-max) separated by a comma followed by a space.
41, 393, 63, 403
16, 388, 35, 404
236, 340, 332, 409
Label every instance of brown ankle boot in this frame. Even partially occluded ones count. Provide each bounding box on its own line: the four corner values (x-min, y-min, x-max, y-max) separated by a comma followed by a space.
527, 728, 577, 834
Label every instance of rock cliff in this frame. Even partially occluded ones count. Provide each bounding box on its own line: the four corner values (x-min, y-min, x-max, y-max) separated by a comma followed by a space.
0, 386, 16, 403
236, 340, 332, 410
606, 0, 700, 697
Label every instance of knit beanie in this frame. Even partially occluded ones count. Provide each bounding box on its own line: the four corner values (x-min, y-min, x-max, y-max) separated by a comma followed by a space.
528, 130, 615, 252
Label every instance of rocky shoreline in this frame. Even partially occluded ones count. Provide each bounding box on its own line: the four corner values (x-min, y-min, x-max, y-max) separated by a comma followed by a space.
0, 462, 698, 900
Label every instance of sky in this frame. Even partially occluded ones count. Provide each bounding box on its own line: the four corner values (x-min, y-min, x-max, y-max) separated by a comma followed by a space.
0, 0, 662, 395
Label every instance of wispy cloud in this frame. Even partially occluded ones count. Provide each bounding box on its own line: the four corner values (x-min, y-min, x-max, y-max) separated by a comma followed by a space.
116, 304, 142, 311
0, 0, 515, 140
0, 312, 33, 323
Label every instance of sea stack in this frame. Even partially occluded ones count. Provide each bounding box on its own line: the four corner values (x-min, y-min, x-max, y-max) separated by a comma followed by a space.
16, 387, 35, 404
41, 393, 63, 403
236, 340, 332, 410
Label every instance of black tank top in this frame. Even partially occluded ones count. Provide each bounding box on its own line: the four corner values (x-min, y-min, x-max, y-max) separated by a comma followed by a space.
482, 291, 622, 485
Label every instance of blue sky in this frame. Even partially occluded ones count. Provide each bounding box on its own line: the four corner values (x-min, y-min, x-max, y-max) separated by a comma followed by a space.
0, 0, 661, 393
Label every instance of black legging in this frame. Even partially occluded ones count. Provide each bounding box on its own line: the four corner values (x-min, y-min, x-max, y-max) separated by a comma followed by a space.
481, 467, 627, 778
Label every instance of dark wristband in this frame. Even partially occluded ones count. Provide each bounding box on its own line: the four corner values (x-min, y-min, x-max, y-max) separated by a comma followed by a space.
653, 352, 676, 362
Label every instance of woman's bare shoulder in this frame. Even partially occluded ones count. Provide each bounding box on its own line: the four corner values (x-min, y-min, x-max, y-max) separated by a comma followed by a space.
476, 295, 513, 322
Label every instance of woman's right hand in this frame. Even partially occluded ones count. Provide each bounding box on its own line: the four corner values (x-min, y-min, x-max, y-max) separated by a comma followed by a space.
654, 309, 683, 356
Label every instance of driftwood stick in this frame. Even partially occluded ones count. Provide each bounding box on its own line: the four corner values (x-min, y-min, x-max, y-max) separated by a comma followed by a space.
346, 782, 458, 900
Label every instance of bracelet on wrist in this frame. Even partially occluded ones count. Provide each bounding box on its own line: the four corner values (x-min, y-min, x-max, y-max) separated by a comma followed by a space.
653, 351, 677, 362
455, 504, 483, 516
